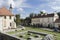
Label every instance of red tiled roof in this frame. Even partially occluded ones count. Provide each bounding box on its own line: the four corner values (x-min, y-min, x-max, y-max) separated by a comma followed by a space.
32, 13, 54, 18
0, 7, 14, 16
54, 19, 60, 23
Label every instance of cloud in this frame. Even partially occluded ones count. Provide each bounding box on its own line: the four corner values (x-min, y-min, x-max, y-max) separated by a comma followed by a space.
7, 0, 31, 8
7, 0, 15, 8
17, 8, 25, 13
0, 0, 6, 7
41, 10, 47, 13
18, 8, 24, 12
38, 0, 60, 12
14, 0, 26, 8
47, 0, 60, 10
51, 6, 60, 10
0, 0, 31, 9
7, 0, 31, 13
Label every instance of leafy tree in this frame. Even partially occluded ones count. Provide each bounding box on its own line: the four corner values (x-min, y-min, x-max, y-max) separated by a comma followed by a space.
40, 11, 43, 14
57, 12, 60, 18
40, 11, 46, 14
20, 19, 24, 23
20, 19, 25, 25
30, 13, 35, 18
15, 14, 20, 26
24, 17, 31, 25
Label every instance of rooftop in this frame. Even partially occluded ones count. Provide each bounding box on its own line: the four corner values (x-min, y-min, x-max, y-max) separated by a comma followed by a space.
32, 13, 54, 18
0, 7, 14, 16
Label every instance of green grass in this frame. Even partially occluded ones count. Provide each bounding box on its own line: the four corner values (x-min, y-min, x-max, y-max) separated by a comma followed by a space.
25, 27, 60, 40
16, 32, 43, 39
7, 27, 60, 40
7, 29, 27, 34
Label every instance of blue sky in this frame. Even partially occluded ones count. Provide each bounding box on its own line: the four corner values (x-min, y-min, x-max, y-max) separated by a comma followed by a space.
0, 0, 60, 18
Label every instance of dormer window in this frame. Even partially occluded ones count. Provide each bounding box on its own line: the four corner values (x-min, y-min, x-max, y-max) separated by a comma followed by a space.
4, 16, 6, 19
9, 16, 11, 19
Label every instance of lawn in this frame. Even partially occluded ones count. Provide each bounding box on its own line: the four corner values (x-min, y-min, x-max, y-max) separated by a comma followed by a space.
16, 31, 44, 39
25, 27, 60, 40
7, 27, 60, 40
7, 29, 27, 34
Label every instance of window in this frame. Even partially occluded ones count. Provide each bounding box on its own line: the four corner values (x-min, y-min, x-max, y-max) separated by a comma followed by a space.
10, 23, 12, 26
9, 16, 11, 19
4, 16, 6, 19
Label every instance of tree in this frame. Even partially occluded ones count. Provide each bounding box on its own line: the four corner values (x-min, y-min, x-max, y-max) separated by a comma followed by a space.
30, 13, 35, 18
24, 17, 31, 25
40, 11, 43, 14
15, 14, 20, 26
20, 19, 25, 25
57, 12, 60, 18
40, 11, 46, 14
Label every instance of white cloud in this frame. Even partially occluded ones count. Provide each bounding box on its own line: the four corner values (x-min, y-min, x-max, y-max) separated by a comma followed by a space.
7, 0, 15, 8
39, 0, 60, 11
14, 0, 26, 8
17, 8, 24, 12
0, 0, 5, 7
51, 6, 60, 10
7, 0, 31, 13
0, 0, 31, 9
8, 0, 31, 8
47, 0, 60, 10
41, 10, 47, 13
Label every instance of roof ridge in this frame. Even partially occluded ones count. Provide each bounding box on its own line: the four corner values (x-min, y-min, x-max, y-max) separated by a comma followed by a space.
0, 7, 14, 16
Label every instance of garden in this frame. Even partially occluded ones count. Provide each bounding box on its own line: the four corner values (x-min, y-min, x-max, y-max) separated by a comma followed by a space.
7, 27, 60, 40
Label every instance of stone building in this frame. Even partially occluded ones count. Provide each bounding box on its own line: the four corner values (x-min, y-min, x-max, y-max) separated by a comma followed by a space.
31, 13, 60, 28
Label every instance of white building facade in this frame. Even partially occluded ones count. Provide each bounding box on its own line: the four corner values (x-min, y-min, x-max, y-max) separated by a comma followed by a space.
54, 19, 60, 28
31, 13, 59, 28
0, 7, 16, 31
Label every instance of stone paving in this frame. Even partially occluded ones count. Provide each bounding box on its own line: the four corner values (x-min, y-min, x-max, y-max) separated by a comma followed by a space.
40, 28, 54, 31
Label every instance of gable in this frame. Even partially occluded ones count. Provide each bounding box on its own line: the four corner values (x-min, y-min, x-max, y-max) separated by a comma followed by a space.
0, 7, 14, 16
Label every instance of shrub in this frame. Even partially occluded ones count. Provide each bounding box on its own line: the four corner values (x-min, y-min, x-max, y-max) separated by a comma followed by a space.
27, 38, 31, 40
34, 35, 39, 38
27, 33, 31, 35
19, 35, 23, 38
22, 29, 24, 30
15, 29, 17, 31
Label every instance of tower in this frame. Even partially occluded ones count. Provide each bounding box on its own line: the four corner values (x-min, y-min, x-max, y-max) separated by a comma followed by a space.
9, 4, 13, 13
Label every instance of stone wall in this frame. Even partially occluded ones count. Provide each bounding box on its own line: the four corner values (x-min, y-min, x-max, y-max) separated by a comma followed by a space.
0, 32, 20, 40
28, 31, 48, 36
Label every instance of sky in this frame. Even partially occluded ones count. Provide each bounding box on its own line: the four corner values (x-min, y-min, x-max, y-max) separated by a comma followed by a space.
0, 0, 60, 18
